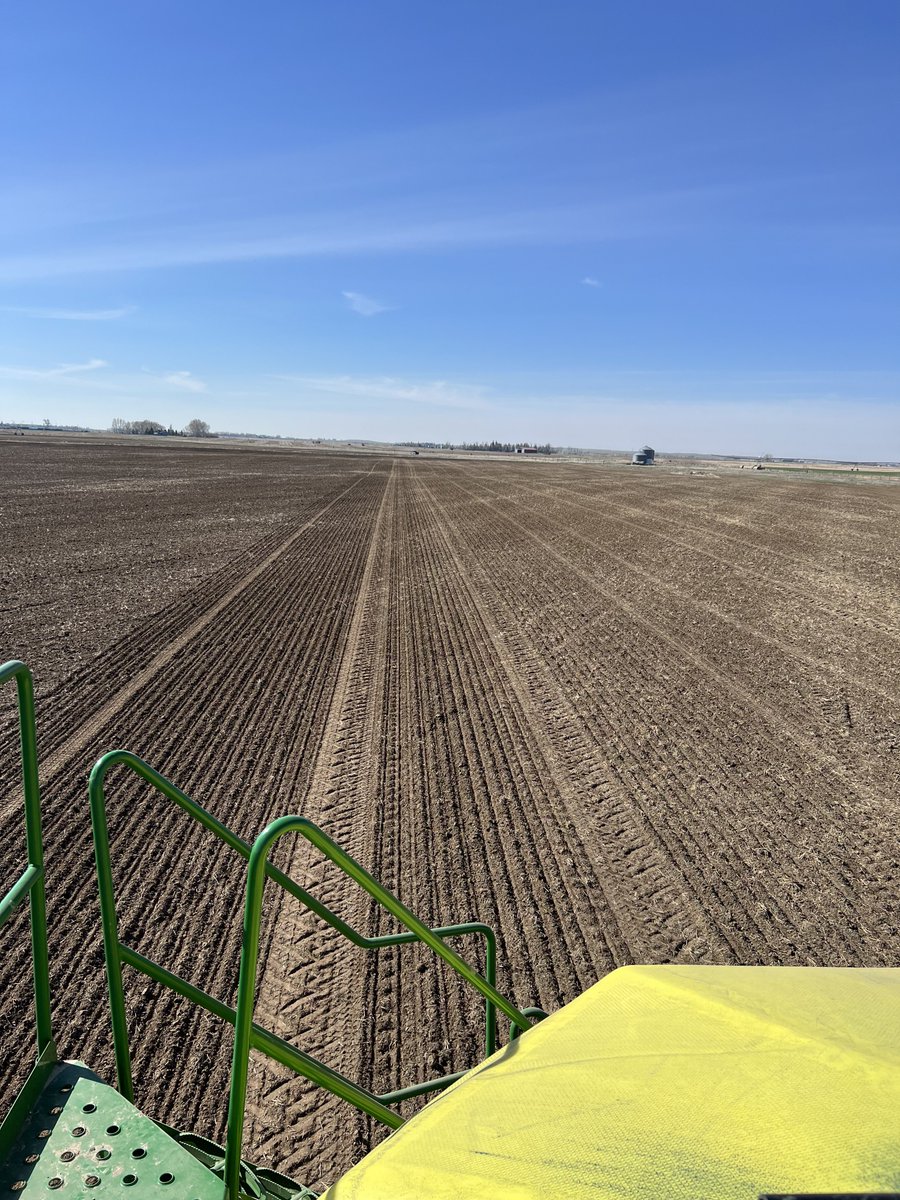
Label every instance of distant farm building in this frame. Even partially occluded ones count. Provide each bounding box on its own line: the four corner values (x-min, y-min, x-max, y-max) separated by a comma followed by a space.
632, 445, 656, 465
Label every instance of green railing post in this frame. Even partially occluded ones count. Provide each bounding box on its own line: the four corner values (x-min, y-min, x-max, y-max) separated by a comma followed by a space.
88, 759, 134, 1101
0, 660, 54, 1059
484, 929, 497, 1057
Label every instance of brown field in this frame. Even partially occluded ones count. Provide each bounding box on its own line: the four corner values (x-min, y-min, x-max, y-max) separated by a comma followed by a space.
1, 433, 898, 1192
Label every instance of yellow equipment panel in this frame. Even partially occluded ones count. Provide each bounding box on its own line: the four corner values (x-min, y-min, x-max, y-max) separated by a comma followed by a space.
325, 965, 900, 1199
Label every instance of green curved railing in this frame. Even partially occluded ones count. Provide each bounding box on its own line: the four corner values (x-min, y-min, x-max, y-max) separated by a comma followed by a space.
224, 815, 536, 1199
0, 661, 54, 1060
89, 751, 534, 1198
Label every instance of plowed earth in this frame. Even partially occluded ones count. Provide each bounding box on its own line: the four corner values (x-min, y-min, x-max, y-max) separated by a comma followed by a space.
1, 436, 898, 1192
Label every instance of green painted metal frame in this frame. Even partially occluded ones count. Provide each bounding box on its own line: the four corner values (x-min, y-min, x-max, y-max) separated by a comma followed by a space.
0, 660, 55, 1061
224, 815, 536, 1200
89, 751, 534, 1198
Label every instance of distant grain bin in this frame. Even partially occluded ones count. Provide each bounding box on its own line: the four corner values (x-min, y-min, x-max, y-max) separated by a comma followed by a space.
631, 445, 656, 465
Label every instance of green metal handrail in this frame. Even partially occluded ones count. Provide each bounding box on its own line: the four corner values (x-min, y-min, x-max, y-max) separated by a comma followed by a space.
0, 660, 54, 1059
89, 750, 530, 1196
224, 815, 534, 1200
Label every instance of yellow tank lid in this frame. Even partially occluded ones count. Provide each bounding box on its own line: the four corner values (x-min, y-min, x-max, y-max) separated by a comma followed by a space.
324, 964, 900, 1199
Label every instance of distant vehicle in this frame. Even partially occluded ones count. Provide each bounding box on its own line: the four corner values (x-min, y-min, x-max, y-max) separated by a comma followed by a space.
632, 445, 656, 465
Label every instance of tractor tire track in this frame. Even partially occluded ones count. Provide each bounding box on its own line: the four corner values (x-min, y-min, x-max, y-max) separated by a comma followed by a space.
0, 463, 391, 1150
4, 448, 899, 1196
0, 465, 379, 823
242, 463, 397, 1186
415, 472, 731, 966
433, 463, 896, 967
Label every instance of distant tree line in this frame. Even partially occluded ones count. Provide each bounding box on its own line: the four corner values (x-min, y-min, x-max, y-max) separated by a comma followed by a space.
459, 441, 554, 454
110, 418, 214, 437
400, 440, 555, 454
1, 421, 90, 433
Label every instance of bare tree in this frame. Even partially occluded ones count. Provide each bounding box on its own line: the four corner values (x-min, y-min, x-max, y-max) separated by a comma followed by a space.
185, 418, 211, 438
110, 417, 171, 435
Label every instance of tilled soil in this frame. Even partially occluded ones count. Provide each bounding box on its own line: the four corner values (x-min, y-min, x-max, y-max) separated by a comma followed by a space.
1, 437, 898, 1192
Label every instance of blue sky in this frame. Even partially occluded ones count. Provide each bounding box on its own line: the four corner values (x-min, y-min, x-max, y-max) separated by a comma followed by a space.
1, 1, 898, 457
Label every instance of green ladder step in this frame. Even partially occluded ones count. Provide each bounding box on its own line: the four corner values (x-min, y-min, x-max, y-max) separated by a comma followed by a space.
0, 1061, 224, 1198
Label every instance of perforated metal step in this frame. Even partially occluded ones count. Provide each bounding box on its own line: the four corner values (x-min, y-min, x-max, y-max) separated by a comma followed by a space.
0, 1061, 223, 1197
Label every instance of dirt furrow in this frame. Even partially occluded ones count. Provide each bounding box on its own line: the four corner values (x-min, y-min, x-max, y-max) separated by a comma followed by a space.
415, 471, 730, 966
471, 472, 900, 769
0, 464, 391, 1148
432, 464, 896, 966
242, 464, 397, 1185
0, 464, 379, 822
448, 469, 882, 804
4, 445, 899, 1197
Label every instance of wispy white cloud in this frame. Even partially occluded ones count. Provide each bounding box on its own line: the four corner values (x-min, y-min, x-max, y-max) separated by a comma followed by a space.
0, 357, 107, 381
342, 290, 391, 317
49, 358, 108, 376
581, 276, 601, 287
161, 370, 207, 393
0, 189, 722, 282
0, 59, 886, 296
0, 86, 714, 238
272, 373, 490, 410
2, 304, 135, 321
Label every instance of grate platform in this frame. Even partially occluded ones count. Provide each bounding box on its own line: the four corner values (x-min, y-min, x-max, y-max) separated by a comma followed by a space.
0, 1061, 223, 1198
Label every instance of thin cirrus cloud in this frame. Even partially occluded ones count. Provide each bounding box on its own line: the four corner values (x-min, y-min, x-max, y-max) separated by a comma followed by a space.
161, 370, 207, 393
2, 304, 135, 321
0, 357, 108, 380
342, 290, 391, 317
273, 373, 490, 410
581, 276, 601, 287
0, 190, 703, 282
